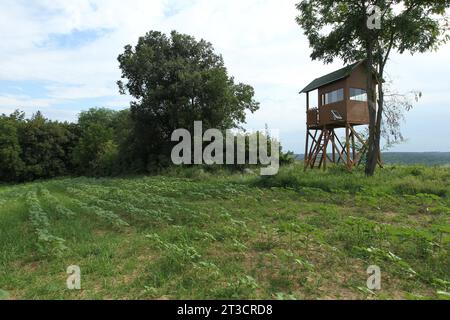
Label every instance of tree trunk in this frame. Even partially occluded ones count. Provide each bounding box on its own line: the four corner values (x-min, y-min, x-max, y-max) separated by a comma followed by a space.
365, 54, 378, 176
375, 67, 384, 166
366, 60, 385, 176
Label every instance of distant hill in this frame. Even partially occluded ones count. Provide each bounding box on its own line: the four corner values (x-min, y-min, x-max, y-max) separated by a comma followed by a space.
295, 152, 450, 166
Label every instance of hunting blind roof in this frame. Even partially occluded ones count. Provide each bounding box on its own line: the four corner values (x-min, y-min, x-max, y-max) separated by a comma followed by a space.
300, 60, 365, 93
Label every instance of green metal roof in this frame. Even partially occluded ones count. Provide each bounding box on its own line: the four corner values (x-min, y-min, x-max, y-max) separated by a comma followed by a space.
300, 60, 364, 93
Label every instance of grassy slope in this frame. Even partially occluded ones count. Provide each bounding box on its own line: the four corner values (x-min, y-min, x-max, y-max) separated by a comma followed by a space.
0, 164, 449, 300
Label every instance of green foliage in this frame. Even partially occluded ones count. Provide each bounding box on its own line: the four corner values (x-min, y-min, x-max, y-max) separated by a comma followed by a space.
256, 163, 449, 198
66, 187, 129, 227
0, 111, 78, 182
19, 112, 77, 180
0, 165, 448, 299
117, 30, 259, 169
73, 108, 130, 176
279, 150, 295, 166
146, 233, 202, 266
0, 115, 24, 181
296, 0, 450, 175
384, 152, 450, 166
296, 1, 449, 64
39, 187, 76, 218
25, 191, 67, 256
0, 107, 136, 182
1, 30, 298, 182
394, 177, 448, 197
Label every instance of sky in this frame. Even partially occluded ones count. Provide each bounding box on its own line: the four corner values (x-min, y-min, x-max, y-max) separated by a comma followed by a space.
0, 0, 449, 153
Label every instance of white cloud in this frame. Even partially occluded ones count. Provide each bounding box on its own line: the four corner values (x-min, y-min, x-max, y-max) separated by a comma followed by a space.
0, 93, 80, 121
0, 94, 55, 109
0, 0, 449, 152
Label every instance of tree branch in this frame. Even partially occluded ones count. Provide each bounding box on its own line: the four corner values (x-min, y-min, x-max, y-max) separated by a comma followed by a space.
382, 30, 395, 69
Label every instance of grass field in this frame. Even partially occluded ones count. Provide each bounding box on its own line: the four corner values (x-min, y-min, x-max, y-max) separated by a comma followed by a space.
0, 164, 449, 300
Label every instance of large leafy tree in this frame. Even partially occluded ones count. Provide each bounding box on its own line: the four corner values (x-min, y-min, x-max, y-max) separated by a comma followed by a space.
117, 30, 259, 169
296, 0, 449, 176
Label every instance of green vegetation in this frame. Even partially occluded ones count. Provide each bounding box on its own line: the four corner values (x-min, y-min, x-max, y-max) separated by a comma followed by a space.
0, 108, 126, 181
0, 111, 79, 182
117, 30, 260, 170
381, 153, 450, 166
296, 0, 449, 176
296, 153, 450, 166
0, 164, 448, 300
0, 31, 261, 183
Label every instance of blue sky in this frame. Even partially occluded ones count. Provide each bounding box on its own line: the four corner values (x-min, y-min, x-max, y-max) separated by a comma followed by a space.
0, 0, 449, 153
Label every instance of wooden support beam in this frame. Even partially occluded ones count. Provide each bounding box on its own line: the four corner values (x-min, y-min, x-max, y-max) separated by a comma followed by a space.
307, 131, 322, 169
378, 150, 384, 168
304, 125, 383, 171
330, 135, 346, 164
351, 126, 356, 165
322, 127, 327, 170
306, 92, 310, 111
335, 134, 350, 164
332, 130, 336, 163
311, 133, 324, 168
307, 130, 319, 168
349, 125, 383, 168
346, 124, 351, 170
349, 126, 367, 147
304, 129, 310, 171
357, 144, 368, 166
308, 131, 318, 155
310, 131, 324, 169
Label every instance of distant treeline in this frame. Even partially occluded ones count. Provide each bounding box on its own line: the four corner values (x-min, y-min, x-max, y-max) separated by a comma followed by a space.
380, 153, 450, 166
295, 153, 450, 166
0, 108, 294, 183
0, 108, 129, 182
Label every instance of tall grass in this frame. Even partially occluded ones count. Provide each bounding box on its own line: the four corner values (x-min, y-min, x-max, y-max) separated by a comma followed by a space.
254, 164, 449, 198
0, 164, 448, 299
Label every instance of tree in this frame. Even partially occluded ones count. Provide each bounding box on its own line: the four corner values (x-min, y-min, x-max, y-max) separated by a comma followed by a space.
73, 108, 128, 176
0, 113, 24, 181
296, 0, 449, 175
18, 111, 77, 181
117, 30, 259, 170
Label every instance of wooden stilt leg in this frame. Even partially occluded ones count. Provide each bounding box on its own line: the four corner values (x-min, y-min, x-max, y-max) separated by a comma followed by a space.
304, 128, 310, 171
322, 127, 327, 171
378, 150, 383, 168
303, 124, 379, 171
346, 124, 351, 171
351, 126, 356, 167
332, 130, 336, 164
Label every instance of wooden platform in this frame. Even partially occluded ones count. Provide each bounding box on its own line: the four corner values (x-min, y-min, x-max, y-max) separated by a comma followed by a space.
304, 123, 382, 171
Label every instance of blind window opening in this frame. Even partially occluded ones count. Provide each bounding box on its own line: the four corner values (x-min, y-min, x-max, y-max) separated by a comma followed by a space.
323, 88, 344, 105
350, 88, 367, 102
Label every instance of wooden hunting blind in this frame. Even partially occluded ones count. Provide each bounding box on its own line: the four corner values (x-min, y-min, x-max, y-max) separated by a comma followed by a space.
300, 60, 382, 170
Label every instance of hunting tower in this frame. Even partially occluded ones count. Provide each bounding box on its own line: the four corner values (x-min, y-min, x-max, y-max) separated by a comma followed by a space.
300, 60, 382, 170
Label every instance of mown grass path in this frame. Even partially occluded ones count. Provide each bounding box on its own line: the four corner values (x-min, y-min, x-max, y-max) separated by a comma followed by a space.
0, 165, 449, 299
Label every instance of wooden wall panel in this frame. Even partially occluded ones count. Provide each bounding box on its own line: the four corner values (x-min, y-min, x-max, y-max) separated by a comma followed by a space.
347, 101, 370, 124
319, 102, 346, 126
